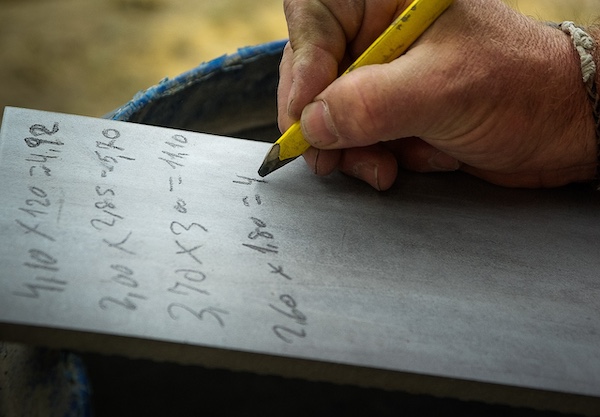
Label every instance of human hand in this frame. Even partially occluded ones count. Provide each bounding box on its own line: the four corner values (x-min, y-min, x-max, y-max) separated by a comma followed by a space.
277, 0, 598, 190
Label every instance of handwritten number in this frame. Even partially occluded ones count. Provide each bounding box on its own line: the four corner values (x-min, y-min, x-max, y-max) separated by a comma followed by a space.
171, 134, 187, 144
95, 200, 116, 210
13, 283, 64, 298
102, 129, 120, 140
249, 230, 273, 240
170, 221, 208, 236
269, 304, 307, 325
95, 151, 118, 164
28, 248, 57, 266
175, 269, 207, 283
25, 198, 50, 208
167, 303, 228, 327
95, 186, 115, 197
273, 325, 306, 344
30, 123, 59, 137
167, 282, 209, 296
25, 123, 61, 147
29, 186, 47, 198
91, 217, 116, 230
250, 217, 266, 228
111, 264, 133, 275
24, 137, 63, 148
111, 274, 137, 288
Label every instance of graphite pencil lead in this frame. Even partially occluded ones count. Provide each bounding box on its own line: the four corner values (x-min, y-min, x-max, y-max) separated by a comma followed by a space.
257, 144, 298, 177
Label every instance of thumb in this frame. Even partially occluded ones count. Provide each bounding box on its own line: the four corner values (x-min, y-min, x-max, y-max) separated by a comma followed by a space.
300, 55, 443, 149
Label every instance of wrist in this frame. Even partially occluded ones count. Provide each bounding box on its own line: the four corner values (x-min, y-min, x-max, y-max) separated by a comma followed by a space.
578, 23, 600, 186
585, 24, 600, 182
587, 24, 600, 97
552, 21, 599, 185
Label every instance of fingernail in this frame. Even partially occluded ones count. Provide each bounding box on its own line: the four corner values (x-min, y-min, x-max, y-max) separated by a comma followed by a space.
302, 147, 320, 175
352, 162, 381, 191
428, 151, 461, 171
301, 100, 338, 148
313, 148, 321, 175
287, 80, 297, 119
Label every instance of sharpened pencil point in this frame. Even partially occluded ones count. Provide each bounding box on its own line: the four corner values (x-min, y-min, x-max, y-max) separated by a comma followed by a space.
258, 144, 298, 177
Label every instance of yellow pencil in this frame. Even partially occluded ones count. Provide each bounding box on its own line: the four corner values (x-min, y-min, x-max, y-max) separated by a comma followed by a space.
258, 0, 454, 177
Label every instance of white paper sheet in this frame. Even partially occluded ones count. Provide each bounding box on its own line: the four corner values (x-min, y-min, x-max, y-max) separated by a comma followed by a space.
1, 107, 599, 403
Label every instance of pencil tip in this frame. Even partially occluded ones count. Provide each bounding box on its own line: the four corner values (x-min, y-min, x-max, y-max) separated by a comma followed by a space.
258, 144, 297, 177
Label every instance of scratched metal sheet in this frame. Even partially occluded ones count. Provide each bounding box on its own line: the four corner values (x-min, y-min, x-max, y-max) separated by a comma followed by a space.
0, 107, 599, 400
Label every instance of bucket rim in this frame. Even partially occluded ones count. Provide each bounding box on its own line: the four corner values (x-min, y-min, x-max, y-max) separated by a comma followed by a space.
106, 39, 288, 121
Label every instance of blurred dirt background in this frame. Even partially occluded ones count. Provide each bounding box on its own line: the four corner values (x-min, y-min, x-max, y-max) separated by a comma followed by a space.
0, 0, 287, 117
0, 0, 598, 118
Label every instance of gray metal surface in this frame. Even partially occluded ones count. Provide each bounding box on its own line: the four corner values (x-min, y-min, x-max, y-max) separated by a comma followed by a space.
1, 108, 599, 411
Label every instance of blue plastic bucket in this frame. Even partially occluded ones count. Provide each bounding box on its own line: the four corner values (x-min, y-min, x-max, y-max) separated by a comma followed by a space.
108, 40, 287, 142
0, 342, 91, 417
